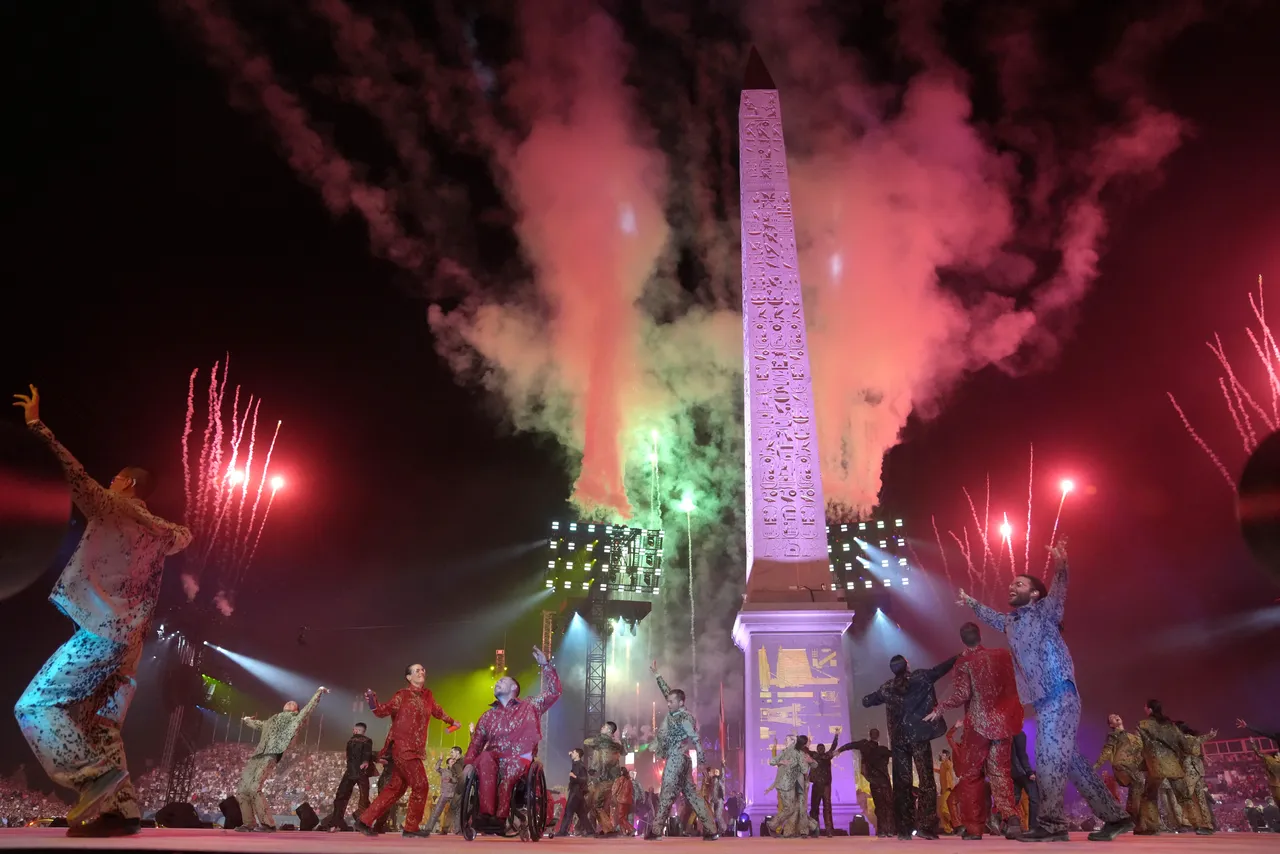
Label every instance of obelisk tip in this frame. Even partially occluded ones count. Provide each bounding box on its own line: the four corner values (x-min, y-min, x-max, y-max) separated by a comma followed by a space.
743, 46, 776, 91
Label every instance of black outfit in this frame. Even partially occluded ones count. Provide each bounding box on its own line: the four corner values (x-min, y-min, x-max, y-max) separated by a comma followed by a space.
806, 735, 848, 833
326, 733, 375, 829
558, 759, 594, 836
372, 741, 396, 833
1010, 731, 1040, 831
844, 739, 894, 837
862, 656, 958, 838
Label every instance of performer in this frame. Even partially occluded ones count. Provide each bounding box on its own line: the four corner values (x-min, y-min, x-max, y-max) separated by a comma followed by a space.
322, 722, 375, 830
959, 540, 1134, 842
925, 621, 1024, 840
1136, 699, 1209, 835
1094, 713, 1145, 821
862, 652, 957, 840
1248, 740, 1280, 805
935, 748, 955, 834
462, 646, 559, 833
423, 746, 463, 836
370, 738, 396, 833
804, 729, 846, 835
236, 687, 329, 832
1010, 730, 1039, 832
557, 748, 594, 837
765, 735, 817, 837
585, 721, 627, 835
704, 767, 727, 835
644, 660, 719, 840
355, 664, 460, 838
842, 728, 894, 837
1177, 722, 1217, 831
12, 386, 192, 838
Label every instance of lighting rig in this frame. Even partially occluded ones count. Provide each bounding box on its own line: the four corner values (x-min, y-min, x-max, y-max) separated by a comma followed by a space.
543, 520, 664, 739
826, 517, 913, 597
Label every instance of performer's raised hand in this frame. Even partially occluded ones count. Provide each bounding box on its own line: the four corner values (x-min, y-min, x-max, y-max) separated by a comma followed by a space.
364, 689, 377, 709
532, 645, 549, 667
649, 659, 659, 675
318, 686, 330, 695
1047, 538, 1068, 562
956, 588, 973, 607
1237, 718, 1249, 730
12, 384, 39, 423
242, 715, 257, 723
446, 723, 460, 733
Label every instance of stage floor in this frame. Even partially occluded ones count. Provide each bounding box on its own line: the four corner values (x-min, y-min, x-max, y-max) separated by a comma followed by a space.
0, 829, 1275, 852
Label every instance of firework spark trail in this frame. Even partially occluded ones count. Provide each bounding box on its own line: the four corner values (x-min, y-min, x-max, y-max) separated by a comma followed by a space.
962, 485, 995, 600
241, 488, 279, 576
1024, 444, 1034, 576
1209, 334, 1268, 449
1167, 393, 1236, 489
1044, 488, 1070, 571
235, 419, 281, 574
182, 369, 197, 521
192, 360, 219, 535
1215, 375, 1253, 453
201, 389, 248, 566
982, 476, 993, 599
230, 399, 260, 559
948, 529, 978, 596
931, 515, 954, 591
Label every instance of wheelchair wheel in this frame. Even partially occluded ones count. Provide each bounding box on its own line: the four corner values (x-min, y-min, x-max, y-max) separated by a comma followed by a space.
459, 770, 480, 841
524, 762, 548, 842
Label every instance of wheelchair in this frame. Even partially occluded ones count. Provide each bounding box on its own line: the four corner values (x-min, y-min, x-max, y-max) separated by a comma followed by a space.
458, 756, 548, 842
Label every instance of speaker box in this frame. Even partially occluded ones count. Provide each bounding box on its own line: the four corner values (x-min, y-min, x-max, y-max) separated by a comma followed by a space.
156, 801, 201, 828
296, 802, 320, 832
219, 796, 243, 830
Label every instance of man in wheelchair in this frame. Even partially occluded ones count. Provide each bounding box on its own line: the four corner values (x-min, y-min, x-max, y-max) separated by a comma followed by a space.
463, 645, 560, 832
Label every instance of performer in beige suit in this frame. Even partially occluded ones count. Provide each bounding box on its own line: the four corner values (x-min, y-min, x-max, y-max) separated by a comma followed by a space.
235, 688, 328, 832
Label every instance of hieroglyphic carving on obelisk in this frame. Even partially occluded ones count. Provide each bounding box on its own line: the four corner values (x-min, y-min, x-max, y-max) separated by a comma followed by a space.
740, 48, 831, 600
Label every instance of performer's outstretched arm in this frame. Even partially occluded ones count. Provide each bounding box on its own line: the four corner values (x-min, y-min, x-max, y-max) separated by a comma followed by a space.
925, 655, 959, 684
531, 647, 561, 715
1042, 542, 1070, 623
242, 715, 265, 731
367, 689, 402, 719
935, 661, 972, 712
427, 694, 461, 731
958, 589, 1008, 632
25, 417, 192, 550
650, 659, 672, 699
861, 688, 886, 708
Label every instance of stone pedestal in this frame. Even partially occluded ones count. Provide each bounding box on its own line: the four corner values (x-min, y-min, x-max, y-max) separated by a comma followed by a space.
733, 603, 855, 829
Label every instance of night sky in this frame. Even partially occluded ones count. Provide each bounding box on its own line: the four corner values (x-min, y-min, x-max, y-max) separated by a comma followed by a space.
2, 0, 1279, 793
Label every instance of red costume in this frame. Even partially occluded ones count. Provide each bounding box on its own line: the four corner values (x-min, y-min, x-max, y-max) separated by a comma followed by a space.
935, 645, 1023, 836
359, 685, 458, 833
464, 664, 561, 820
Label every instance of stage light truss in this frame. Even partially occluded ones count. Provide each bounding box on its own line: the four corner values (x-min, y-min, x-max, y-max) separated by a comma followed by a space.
825, 516, 911, 592
544, 521, 665, 596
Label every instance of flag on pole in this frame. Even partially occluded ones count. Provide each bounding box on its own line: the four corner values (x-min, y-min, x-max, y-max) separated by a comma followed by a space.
719, 682, 728, 765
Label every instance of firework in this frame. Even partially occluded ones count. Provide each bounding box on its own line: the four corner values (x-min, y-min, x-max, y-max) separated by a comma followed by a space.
181, 359, 285, 611
1024, 444, 1034, 574
1170, 278, 1278, 489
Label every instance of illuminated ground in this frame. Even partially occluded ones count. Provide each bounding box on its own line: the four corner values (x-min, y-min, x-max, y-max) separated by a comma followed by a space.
0, 828, 1273, 852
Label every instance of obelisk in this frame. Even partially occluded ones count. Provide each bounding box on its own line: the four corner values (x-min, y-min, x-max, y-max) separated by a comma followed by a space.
732, 47, 855, 829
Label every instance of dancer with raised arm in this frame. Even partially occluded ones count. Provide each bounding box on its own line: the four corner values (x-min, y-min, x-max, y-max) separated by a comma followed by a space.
862, 652, 957, 840
235, 687, 329, 832
12, 386, 192, 838
958, 540, 1133, 842
355, 664, 460, 838
462, 646, 560, 835
645, 660, 719, 840
925, 621, 1024, 839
